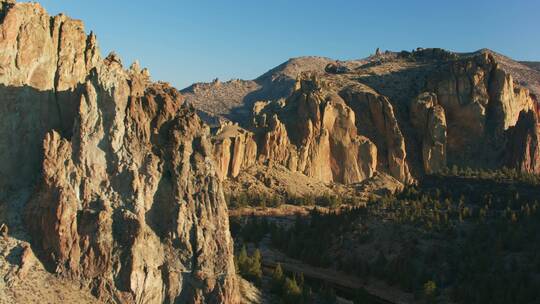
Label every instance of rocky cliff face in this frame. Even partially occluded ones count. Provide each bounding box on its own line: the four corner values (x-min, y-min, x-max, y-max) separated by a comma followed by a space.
425, 52, 537, 169
410, 92, 447, 174
339, 83, 413, 183
0, 0, 98, 191
205, 49, 540, 187
506, 109, 540, 173
0, 1, 238, 303
250, 74, 378, 184
212, 122, 257, 180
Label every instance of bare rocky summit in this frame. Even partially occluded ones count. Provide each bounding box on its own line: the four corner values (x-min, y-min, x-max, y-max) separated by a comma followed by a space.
182, 57, 338, 124
0, 1, 239, 303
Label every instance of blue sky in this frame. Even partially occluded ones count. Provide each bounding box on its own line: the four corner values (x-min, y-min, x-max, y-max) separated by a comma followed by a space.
39, 0, 539, 89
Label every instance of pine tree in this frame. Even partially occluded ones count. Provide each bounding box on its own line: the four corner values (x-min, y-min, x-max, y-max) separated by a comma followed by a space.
297, 272, 305, 288
271, 263, 284, 293
451, 165, 459, 176
283, 277, 302, 304
248, 249, 263, 284
423, 280, 437, 303
236, 245, 248, 272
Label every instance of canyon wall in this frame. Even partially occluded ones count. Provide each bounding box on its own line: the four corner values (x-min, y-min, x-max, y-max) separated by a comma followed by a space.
213, 52, 540, 184
0, 1, 239, 303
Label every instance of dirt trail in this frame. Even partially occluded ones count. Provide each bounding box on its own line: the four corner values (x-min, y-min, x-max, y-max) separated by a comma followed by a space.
259, 237, 417, 304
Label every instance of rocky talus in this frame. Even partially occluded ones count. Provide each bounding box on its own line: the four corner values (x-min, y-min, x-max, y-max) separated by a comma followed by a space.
0, 1, 239, 303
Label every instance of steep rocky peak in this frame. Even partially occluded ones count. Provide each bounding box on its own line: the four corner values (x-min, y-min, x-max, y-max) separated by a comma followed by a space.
0, 1, 239, 303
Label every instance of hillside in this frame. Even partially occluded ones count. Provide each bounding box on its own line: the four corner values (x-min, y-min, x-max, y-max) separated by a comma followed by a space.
182, 56, 338, 124
184, 49, 540, 124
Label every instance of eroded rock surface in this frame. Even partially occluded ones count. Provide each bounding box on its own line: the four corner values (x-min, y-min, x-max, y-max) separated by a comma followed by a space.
506, 110, 540, 173
410, 92, 447, 174
212, 122, 257, 180
0, 2, 239, 303
205, 49, 540, 185
426, 52, 537, 167
252, 74, 378, 184
339, 83, 412, 183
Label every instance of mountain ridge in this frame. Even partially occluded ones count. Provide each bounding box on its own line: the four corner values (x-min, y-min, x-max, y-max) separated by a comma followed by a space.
183, 48, 540, 125
0, 0, 539, 303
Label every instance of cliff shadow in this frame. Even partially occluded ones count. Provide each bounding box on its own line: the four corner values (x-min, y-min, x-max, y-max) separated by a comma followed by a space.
349, 64, 444, 178
226, 76, 296, 127
0, 83, 83, 272
0, 83, 81, 197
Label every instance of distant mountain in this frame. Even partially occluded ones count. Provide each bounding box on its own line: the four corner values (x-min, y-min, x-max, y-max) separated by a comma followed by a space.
181, 56, 337, 124
184, 49, 540, 124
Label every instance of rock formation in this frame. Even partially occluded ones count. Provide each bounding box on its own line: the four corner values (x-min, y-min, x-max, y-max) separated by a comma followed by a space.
506, 110, 540, 173
212, 122, 257, 180
410, 92, 447, 174
426, 52, 537, 169
339, 83, 413, 183
199, 49, 540, 186
0, 1, 238, 303
251, 74, 378, 184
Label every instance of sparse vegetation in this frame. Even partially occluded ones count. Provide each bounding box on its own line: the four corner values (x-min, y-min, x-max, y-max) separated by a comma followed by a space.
235, 245, 263, 285
226, 192, 351, 209
232, 169, 540, 303
270, 263, 336, 304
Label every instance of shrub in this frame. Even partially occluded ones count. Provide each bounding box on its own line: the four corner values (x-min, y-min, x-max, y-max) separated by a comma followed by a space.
423, 280, 437, 303
235, 246, 262, 285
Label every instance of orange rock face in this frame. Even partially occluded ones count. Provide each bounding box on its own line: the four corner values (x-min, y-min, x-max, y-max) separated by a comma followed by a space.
410, 92, 447, 174
210, 52, 540, 184
340, 83, 412, 183
250, 74, 378, 184
0, 2, 239, 303
212, 122, 257, 180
